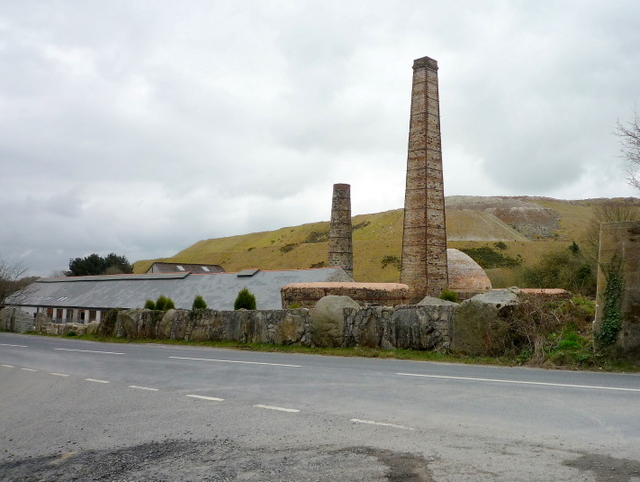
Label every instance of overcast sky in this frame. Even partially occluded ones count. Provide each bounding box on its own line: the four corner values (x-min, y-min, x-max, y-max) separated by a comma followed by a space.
1, 1, 639, 276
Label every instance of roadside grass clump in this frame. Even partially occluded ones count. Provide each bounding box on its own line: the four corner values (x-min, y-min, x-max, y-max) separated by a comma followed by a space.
144, 299, 156, 310
64, 331, 77, 337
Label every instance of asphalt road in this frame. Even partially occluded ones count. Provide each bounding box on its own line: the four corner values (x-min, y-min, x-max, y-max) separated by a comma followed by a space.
1, 332, 639, 481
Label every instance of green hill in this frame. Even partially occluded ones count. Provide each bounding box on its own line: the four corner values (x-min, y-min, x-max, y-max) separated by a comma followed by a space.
133, 196, 640, 286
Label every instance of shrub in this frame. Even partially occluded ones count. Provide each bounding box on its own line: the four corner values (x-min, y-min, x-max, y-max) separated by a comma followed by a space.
460, 246, 521, 268
144, 299, 156, 310
518, 245, 596, 296
154, 295, 175, 311
439, 289, 459, 303
234, 288, 257, 310
304, 231, 329, 243
381, 255, 401, 270
280, 243, 298, 253
192, 294, 207, 311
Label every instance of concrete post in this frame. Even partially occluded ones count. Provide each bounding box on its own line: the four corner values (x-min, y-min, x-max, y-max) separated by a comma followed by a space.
328, 183, 354, 278
594, 221, 640, 356
400, 55, 448, 301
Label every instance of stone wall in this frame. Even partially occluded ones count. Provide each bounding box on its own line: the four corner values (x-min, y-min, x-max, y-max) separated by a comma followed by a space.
0, 307, 35, 333
343, 304, 454, 351
281, 282, 410, 309
34, 304, 454, 351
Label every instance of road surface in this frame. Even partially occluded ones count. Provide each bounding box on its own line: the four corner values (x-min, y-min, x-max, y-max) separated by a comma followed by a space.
1, 332, 639, 481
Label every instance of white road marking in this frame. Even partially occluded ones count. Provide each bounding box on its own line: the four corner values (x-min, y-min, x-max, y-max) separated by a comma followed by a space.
129, 385, 159, 391
254, 404, 300, 413
1, 364, 15, 368
21, 368, 37, 372
350, 419, 415, 431
169, 356, 301, 368
397, 373, 640, 393
50, 373, 69, 377
85, 378, 110, 383
0, 343, 28, 348
54, 348, 125, 355
186, 394, 224, 401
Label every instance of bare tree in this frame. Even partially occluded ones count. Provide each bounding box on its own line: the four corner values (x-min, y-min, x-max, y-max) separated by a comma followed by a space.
615, 109, 640, 190
582, 202, 640, 264
0, 258, 31, 305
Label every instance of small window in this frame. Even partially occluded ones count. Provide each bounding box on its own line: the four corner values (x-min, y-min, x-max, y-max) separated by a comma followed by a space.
56, 296, 68, 302
176, 265, 185, 271
202, 266, 210, 272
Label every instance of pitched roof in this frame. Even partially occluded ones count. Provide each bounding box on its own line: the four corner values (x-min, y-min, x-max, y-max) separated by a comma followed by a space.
8, 268, 352, 311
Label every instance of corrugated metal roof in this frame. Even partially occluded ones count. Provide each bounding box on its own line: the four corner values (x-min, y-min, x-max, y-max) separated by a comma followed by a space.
8, 268, 353, 311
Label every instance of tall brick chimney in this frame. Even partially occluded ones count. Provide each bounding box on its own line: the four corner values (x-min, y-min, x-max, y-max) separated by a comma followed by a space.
328, 183, 354, 278
400, 56, 448, 301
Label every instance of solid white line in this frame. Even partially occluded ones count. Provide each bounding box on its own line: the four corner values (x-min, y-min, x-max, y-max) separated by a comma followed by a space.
85, 378, 110, 383
169, 356, 301, 368
21, 368, 37, 372
1, 364, 14, 368
186, 394, 224, 401
350, 419, 415, 431
0, 343, 28, 348
254, 404, 300, 413
55, 348, 125, 355
397, 373, 640, 393
129, 385, 159, 391
50, 373, 69, 377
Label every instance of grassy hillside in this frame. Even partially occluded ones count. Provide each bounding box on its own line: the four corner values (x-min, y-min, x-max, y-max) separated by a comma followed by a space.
134, 196, 640, 285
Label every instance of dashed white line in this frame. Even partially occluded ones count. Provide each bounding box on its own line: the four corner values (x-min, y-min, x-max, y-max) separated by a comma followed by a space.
350, 419, 415, 431
0, 343, 28, 348
85, 378, 110, 384
186, 394, 224, 401
254, 404, 300, 413
169, 356, 301, 368
129, 385, 159, 391
21, 368, 37, 372
50, 373, 69, 377
396, 373, 640, 393
1, 364, 14, 368
55, 348, 125, 355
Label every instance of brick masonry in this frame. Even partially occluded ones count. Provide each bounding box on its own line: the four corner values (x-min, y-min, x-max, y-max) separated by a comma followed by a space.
400, 55, 448, 301
328, 183, 354, 277
281, 282, 410, 309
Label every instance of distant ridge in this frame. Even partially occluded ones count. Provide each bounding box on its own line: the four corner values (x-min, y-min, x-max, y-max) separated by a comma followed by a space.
134, 196, 640, 283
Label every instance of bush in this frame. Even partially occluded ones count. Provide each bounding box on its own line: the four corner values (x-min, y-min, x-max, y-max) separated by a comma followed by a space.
460, 246, 521, 268
518, 244, 596, 296
192, 295, 207, 311
154, 295, 175, 311
234, 288, 257, 310
439, 289, 459, 303
381, 255, 401, 270
144, 299, 156, 310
